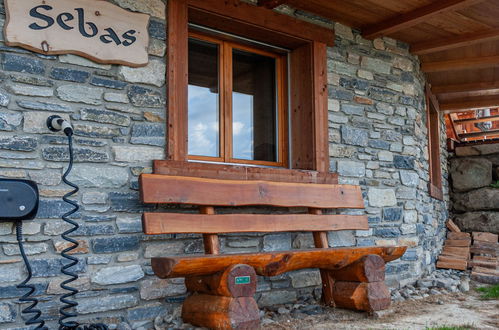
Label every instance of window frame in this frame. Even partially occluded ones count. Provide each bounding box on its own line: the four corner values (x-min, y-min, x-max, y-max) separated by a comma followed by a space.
166, 0, 334, 174
426, 85, 443, 200
187, 31, 289, 167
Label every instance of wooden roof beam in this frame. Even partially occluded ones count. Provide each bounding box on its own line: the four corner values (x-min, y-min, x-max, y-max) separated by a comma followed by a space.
257, 0, 288, 9
362, 0, 486, 40
412, 28, 499, 55
459, 129, 499, 139
432, 81, 499, 95
421, 55, 499, 73
455, 115, 499, 125
440, 96, 499, 113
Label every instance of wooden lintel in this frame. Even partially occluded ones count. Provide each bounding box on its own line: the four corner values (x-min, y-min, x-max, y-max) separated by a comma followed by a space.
459, 129, 499, 139
421, 55, 499, 73
432, 81, 499, 95
412, 28, 499, 55
440, 96, 499, 113
362, 0, 485, 39
257, 0, 288, 9
455, 115, 499, 125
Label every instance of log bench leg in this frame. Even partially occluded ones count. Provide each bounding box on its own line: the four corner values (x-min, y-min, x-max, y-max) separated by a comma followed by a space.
182, 264, 260, 329
329, 254, 391, 312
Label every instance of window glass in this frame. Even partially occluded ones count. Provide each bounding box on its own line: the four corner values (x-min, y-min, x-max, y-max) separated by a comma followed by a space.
188, 38, 220, 158
232, 49, 277, 162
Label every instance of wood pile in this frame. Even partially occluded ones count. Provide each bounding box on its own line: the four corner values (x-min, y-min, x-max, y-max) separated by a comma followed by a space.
436, 228, 471, 271
436, 220, 498, 284
470, 232, 498, 284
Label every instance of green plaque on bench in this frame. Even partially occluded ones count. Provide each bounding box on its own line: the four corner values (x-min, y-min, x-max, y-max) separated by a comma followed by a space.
235, 276, 251, 285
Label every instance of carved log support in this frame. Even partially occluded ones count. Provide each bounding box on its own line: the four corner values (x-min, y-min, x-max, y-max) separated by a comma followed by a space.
332, 281, 391, 312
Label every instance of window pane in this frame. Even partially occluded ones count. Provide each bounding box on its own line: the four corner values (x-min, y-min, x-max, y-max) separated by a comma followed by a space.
232, 49, 277, 162
188, 38, 220, 158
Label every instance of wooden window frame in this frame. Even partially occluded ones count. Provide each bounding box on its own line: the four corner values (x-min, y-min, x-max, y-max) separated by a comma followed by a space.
188, 31, 288, 167
167, 0, 334, 173
426, 85, 443, 200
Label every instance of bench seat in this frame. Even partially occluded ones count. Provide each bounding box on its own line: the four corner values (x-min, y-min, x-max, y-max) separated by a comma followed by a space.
152, 246, 407, 278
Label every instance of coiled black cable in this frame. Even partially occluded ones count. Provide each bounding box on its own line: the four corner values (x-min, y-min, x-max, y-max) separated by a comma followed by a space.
16, 221, 48, 330
58, 134, 108, 330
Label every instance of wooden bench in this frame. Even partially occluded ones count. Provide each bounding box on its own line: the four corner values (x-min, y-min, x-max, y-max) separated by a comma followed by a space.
139, 163, 406, 329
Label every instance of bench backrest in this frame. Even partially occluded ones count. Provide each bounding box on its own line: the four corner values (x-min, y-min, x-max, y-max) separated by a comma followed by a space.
140, 171, 368, 238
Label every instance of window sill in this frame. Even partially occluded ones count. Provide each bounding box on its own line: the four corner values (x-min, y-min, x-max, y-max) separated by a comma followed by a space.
428, 183, 443, 201
152, 160, 338, 184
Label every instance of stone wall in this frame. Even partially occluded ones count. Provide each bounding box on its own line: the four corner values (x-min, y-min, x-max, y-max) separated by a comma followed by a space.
450, 144, 499, 234
0, 0, 449, 328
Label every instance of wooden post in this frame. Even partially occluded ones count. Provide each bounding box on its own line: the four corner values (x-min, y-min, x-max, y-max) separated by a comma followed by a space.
200, 206, 220, 255
309, 208, 335, 307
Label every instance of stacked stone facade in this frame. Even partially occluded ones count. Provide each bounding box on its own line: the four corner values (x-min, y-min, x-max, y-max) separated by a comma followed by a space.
0, 0, 449, 328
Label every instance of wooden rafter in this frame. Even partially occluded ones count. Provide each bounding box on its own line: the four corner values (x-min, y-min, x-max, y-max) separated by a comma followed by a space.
412, 28, 499, 55
362, 0, 485, 39
454, 115, 499, 125
432, 81, 499, 95
257, 0, 288, 9
421, 55, 499, 73
459, 129, 499, 139
440, 96, 499, 113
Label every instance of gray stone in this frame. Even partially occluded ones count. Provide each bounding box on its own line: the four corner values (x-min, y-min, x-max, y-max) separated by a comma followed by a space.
113, 0, 165, 18
91, 265, 144, 285
383, 207, 403, 221
17, 100, 72, 112
128, 85, 164, 108
290, 270, 321, 288
73, 124, 122, 138
92, 236, 140, 253
453, 212, 498, 234
6, 83, 53, 97
24, 112, 70, 133
87, 256, 112, 265
130, 123, 165, 146
50, 67, 90, 82
59, 54, 111, 69
113, 146, 165, 162
82, 191, 108, 204
127, 303, 165, 322
0, 111, 22, 130
0, 136, 37, 152
57, 85, 104, 105
119, 60, 166, 87
117, 216, 143, 233
263, 233, 291, 252
0, 88, 10, 106
42, 146, 109, 163
32, 258, 86, 277
450, 157, 492, 192
0, 303, 16, 323
338, 160, 365, 177
0, 222, 12, 235
104, 92, 129, 103
80, 108, 131, 127
77, 294, 139, 314
341, 126, 368, 147
453, 188, 499, 212
3, 54, 45, 74
144, 242, 185, 258
368, 188, 397, 207
258, 290, 297, 307
140, 278, 186, 300
393, 155, 415, 169
455, 143, 499, 156
328, 230, 356, 247
3, 243, 47, 256
29, 169, 61, 186
400, 171, 419, 187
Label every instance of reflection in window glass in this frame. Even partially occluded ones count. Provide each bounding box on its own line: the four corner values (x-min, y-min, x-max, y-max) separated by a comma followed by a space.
188, 38, 220, 158
232, 49, 277, 162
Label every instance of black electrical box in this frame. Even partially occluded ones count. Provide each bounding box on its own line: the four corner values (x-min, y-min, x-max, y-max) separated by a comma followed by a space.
0, 179, 39, 222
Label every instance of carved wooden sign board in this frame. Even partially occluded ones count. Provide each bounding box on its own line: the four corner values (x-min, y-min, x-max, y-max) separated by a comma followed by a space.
4, 0, 150, 67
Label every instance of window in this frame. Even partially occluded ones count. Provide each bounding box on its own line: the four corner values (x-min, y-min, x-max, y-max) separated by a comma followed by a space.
187, 32, 287, 166
166, 0, 334, 173
426, 86, 443, 200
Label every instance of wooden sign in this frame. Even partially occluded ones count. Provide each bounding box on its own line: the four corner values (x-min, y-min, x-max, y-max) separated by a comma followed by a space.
4, 0, 150, 67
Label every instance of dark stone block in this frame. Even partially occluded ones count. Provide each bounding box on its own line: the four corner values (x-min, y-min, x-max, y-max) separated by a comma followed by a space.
0, 136, 37, 151
83, 215, 117, 222
110, 286, 139, 294
383, 207, 403, 222
368, 87, 397, 103
91, 236, 140, 253
385, 263, 410, 275
42, 146, 109, 163
368, 139, 390, 150
37, 199, 80, 219
0, 283, 47, 299
127, 304, 165, 321
393, 155, 415, 169
128, 85, 164, 108
368, 216, 381, 224
375, 227, 401, 238
130, 123, 165, 146
50, 68, 90, 83
328, 87, 354, 101
109, 191, 151, 212
31, 258, 86, 277
80, 108, 130, 126
73, 124, 122, 138
90, 77, 127, 90
401, 249, 418, 261
149, 19, 166, 40
400, 96, 416, 106
74, 224, 115, 236
2, 54, 45, 74
357, 238, 375, 247
339, 77, 369, 91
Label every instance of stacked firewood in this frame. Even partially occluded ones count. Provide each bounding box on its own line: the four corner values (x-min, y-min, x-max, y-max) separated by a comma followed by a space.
470, 232, 498, 284
436, 221, 470, 271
